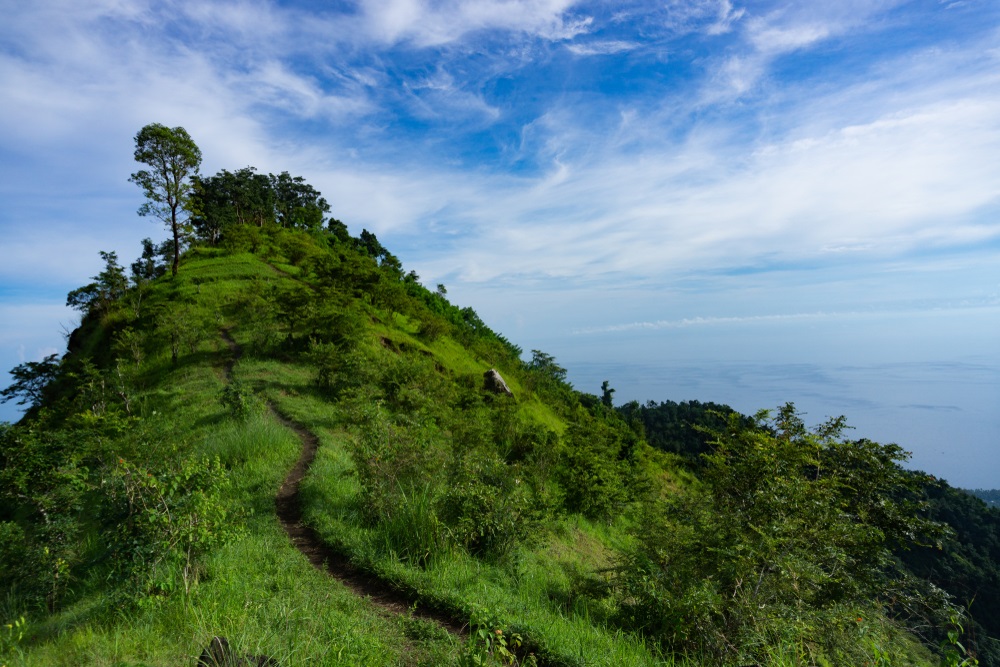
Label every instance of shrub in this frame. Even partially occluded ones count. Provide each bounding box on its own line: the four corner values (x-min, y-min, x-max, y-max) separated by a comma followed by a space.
557, 421, 635, 520
416, 316, 448, 342
219, 379, 263, 421
350, 406, 446, 526
103, 456, 239, 597
438, 451, 538, 560
609, 405, 950, 665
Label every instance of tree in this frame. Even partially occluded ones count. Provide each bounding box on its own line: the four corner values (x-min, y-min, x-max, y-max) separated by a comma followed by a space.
130, 238, 167, 284
1, 354, 60, 408
528, 350, 567, 384
190, 167, 276, 244
600, 380, 615, 407
270, 171, 330, 229
129, 123, 202, 276
66, 250, 128, 318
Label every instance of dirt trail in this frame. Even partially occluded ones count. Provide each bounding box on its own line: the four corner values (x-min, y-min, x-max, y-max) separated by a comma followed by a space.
219, 330, 466, 635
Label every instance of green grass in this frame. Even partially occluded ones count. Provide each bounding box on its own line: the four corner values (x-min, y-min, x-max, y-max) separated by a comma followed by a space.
4, 242, 945, 667
5, 263, 468, 667
237, 360, 663, 667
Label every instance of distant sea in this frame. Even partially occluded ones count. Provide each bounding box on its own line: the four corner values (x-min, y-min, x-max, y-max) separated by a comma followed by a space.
566, 358, 1000, 490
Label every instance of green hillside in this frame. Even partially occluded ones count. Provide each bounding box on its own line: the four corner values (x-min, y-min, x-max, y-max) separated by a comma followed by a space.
0, 148, 988, 666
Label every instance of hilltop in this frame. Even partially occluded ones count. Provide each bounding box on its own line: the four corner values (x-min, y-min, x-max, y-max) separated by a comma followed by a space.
2, 160, 997, 665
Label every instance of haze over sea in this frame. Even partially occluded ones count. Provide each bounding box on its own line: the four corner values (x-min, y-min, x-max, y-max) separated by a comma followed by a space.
1, 2, 999, 488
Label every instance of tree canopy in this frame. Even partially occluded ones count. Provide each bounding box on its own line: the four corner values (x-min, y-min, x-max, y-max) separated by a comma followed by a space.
129, 123, 202, 276
189, 167, 330, 244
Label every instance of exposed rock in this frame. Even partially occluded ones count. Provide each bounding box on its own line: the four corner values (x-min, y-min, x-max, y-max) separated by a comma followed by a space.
483, 369, 513, 397
196, 636, 278, 667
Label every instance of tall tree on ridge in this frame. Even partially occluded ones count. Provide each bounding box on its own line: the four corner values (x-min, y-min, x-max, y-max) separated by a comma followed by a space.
129, 123, 202, 276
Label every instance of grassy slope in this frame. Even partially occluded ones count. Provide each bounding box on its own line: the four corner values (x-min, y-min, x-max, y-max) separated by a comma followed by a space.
3, 238, 941, 667
4, 250, 463, 666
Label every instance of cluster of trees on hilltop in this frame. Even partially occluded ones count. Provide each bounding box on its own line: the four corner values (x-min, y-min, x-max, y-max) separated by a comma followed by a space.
189, 167, 331, 244
129, 122, 334, 264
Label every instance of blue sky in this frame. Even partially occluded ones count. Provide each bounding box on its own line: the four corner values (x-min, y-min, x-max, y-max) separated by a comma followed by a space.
1, 0, 999, 485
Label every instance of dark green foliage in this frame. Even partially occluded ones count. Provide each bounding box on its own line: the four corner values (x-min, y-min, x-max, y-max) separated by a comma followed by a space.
270, 171, 330, 230
190, 167, 330, 245
191, 166, 275, 240
609, 404, 948, 665
618, 398, 747, 458
416, 315, 449, 342
898, 480, 1000, 665
351, 406, 447, 527
130, 238, 169, 284
130, 123, 202, 276
0, 424, 88, 611
527, 350, 567, 384
0, 354, 60, 408
966, 488, 1000, 507
557, 417, 644, 520
157, 304, 210, 365
103, 456, 238, 596
439, 451, 538, 560
66, 251, 129, 318
220, 223, 267, 253
600, 380, 615, 408
219, 379, 263, 421
326, 217, 350, 243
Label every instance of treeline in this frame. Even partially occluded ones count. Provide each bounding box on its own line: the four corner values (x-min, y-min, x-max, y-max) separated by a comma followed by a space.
967, 488, 1000, 507
616, 398, 749, 458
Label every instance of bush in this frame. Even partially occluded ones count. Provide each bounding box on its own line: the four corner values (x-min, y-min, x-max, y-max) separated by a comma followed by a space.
557, 421, 636, 520
221, 224, 265, 253
219, 379, 263, 421
350, 406, 446, 526
416, 316, 448, 342
103, 456, 239, 597
349, 406, 455, 565
438, 451, 538, 560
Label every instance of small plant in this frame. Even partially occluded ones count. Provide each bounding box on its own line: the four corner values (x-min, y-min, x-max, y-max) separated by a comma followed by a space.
219, 379, 263, 421
460, 608, 536, 667
941, 614, 979, 667
0, 615, 27, 666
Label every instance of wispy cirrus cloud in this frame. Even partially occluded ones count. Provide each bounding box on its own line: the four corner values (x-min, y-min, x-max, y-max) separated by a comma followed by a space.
565, 40, 639, 56
357, 0, 590, 46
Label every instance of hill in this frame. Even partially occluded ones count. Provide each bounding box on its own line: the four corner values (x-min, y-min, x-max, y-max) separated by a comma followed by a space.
0, 178, 989, 666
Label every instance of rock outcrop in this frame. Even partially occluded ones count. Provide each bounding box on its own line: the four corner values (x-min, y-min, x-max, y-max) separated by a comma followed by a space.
483, 369, 513, 397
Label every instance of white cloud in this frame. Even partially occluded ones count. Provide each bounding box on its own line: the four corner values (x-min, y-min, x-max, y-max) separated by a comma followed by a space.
706, 0, 746, 35
748, 20, 830, 53
358, 0, 589, 46
402, 43, 1000, 287
565, 40, 639, 56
